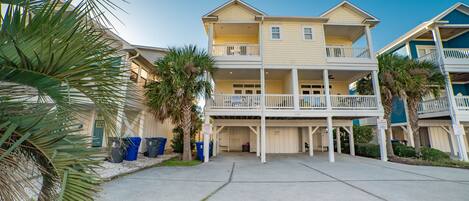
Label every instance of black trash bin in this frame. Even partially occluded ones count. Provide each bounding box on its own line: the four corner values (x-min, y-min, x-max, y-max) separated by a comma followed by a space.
145, 137, 160, 158
108, 137, 125, 163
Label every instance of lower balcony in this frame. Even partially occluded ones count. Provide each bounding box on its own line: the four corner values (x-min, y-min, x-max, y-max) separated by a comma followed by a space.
206, 94, 379, 117
418, 96, 469, 119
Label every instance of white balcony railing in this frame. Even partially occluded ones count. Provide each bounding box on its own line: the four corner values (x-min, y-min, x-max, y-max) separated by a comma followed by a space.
443, 48, 469, 60
209, 94, 261, 109
207, 94, 379, 112
299, 95, 327, 109
325, 46, 370, 58
455, 96, 469, 110
418, 97, 449, 114
212, 44, 260, 56
331, 95, 377, 110
417, 51, 438, 63
265, 94, 294, 110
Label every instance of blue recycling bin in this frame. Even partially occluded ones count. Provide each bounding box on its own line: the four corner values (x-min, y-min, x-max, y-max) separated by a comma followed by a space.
156, 137, 167, 155
124, 137, 141, 161
196, 141, 213, 161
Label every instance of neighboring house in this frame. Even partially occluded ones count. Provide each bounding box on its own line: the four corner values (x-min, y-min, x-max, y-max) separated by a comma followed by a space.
71, 31, 174, 152
202, 0, 387, 163
379, 3, 469, 160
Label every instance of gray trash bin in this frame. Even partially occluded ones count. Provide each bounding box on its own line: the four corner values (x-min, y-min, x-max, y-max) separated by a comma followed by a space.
145, 138, 160, 158
108, 137, 125, 163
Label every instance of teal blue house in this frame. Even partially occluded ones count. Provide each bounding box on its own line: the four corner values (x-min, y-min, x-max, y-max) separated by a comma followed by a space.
378, 2, 469, 160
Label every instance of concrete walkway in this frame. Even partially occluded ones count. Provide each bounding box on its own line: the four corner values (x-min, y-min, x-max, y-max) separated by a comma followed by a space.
98, 153, 469, 201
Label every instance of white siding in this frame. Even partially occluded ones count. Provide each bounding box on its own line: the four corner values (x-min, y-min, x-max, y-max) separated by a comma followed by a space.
266, 127, 300, 153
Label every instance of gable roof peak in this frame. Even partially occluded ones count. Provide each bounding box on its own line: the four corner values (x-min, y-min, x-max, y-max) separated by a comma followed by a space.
203, 0, 266, 17
321, 0, 378, 21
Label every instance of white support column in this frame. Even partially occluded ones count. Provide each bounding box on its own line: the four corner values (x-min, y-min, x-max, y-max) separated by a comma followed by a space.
308, 126, 313, 156
378, 116, 388, 161
138, 110, 145, 152
432, 26, 469, 161
256, 126, 260, 157
327, 116, 334, 162
364, 25, 375, 59
213, 126, 218, 157
261, 116, 266, 163
260, 66, 267, 163
372, 70, 383, 111
336, 128, 341, 154
323, 70, 331, 110
349, 126, 355, 156
292, 68, 300, 110
203, 115, 210, 163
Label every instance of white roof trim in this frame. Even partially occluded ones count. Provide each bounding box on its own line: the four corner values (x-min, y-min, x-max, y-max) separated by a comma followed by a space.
378, 2, 469, 55
203, 0, 266, 17
320, 1, 379, 21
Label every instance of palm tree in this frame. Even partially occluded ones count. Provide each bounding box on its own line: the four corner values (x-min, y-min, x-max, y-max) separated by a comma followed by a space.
1, 0, 127, 200
357, 54, 410, 157
402, 59, 444, 155
145, 45, 214, 161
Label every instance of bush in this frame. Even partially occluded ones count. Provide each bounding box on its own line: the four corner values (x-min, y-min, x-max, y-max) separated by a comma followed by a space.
355, 143, 380, 158
392, 143, 416, 158
421, 147, 450, 161
353, 125, 374, 144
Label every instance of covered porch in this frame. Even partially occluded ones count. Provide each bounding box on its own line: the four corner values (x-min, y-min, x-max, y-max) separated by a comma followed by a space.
201, 118, 378, 163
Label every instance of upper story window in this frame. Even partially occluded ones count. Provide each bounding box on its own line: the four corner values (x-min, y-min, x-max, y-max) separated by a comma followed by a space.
303, 27, 313, 40
270, 26, 281, 40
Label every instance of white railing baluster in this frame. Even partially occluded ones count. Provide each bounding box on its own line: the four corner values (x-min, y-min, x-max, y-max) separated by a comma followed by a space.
212, 44, 260, 56
265, 94, 294, 110
418, 97, 449, 114
330, 95, 377, 110
325, 46, 370, 58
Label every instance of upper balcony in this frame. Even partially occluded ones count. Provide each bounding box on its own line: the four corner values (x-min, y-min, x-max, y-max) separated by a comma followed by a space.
209, 23, 261, 65
323, 24, 375, 65
413, 26, 469, 72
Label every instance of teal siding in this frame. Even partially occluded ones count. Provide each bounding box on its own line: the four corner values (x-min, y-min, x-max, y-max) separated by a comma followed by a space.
390, 96, 407, 124
441, 9, 469, 24
453, 84, 469, 95
408, 41, 435, 59
445, 32, 469, 48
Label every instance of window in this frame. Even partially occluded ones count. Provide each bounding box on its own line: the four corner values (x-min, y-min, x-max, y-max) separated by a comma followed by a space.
233, 83, 261, 94
303, 27, 313, 40
271, 26, 281, 40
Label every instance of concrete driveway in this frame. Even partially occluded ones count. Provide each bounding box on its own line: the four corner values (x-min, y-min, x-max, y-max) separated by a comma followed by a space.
98, 153, 469, 201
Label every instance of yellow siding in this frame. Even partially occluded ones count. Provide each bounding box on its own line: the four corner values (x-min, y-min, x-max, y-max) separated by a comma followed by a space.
325, 36, 353, 46
214, 4, 256, 22
262, 22, 327, 65
214, 35, 258, 44
323, 6, 365, 24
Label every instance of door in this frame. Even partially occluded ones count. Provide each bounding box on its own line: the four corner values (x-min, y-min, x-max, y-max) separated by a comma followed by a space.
92, 114, 104, 147
266, 128, 300, 153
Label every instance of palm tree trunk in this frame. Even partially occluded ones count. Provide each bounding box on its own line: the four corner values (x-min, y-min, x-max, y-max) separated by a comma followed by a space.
407, 97, 422, 155
383, 99, 395, 157
181, 102, 192, 161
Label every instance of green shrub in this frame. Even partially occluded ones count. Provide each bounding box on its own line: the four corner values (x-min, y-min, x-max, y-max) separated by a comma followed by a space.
353, 125, 374, 144
392, 143, 416, 158
421, 147, 450, 161
355, 143, 380, 158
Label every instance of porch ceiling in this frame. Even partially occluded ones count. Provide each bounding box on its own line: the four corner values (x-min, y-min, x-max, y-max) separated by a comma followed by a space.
417, 28, 468, 40
324, 24, 365, 42
298, 70, 368, 82
451, 73, 469, 82
214, 23, 259, 37
213, 69, 289, 80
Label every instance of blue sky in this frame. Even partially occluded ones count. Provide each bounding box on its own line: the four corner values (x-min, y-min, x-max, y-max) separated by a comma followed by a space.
109, 0, 469, 51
